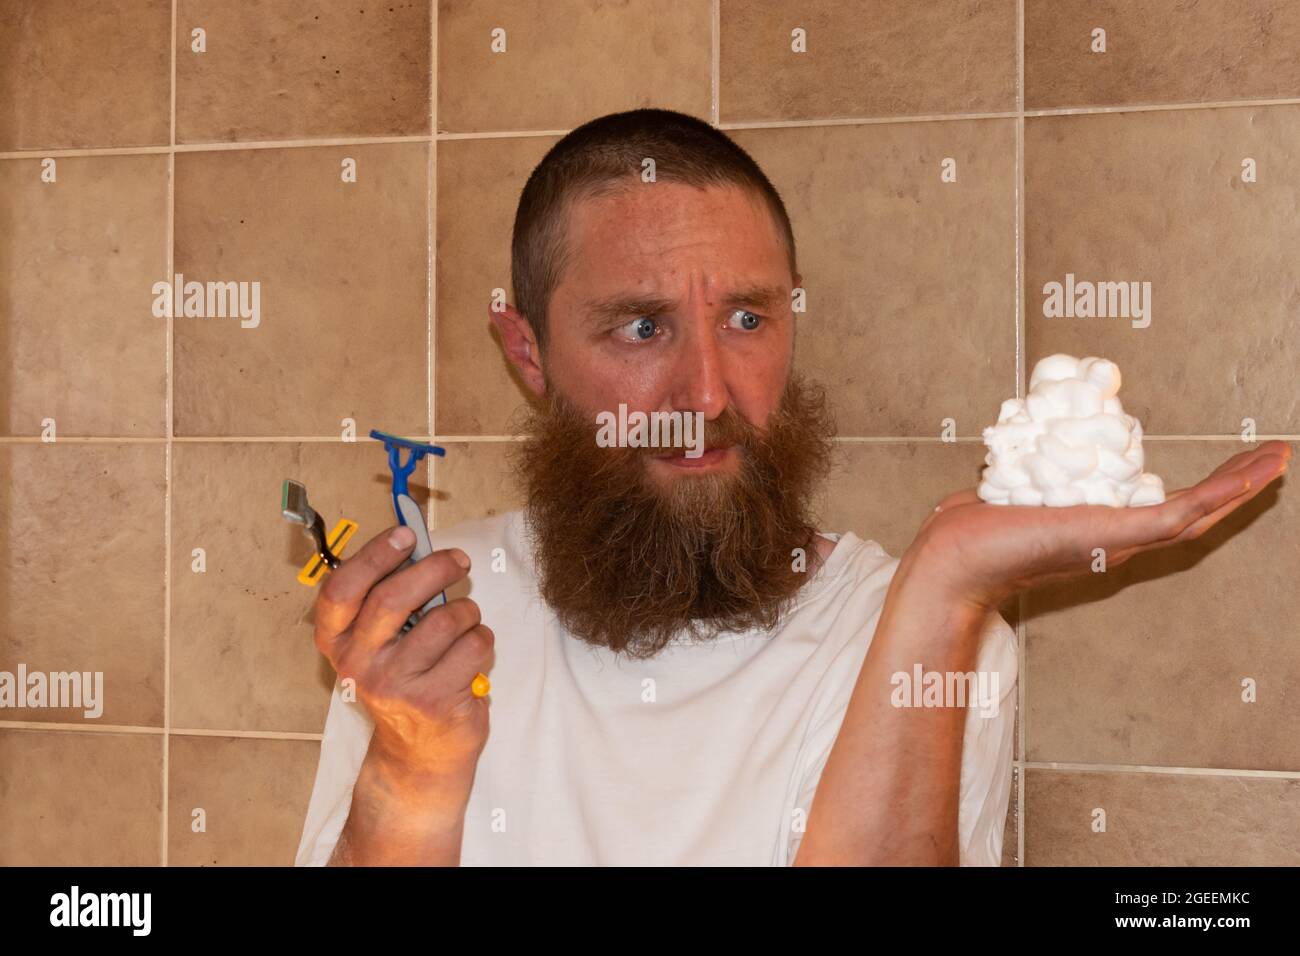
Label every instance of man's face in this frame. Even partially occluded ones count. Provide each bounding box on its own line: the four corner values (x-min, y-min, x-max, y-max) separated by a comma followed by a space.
501, 178, 834, 659
541, 180, 798, 484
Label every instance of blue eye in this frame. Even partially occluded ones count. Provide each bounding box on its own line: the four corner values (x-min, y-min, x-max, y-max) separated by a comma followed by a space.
616, 316, 660, 342
728, 309, 762, 330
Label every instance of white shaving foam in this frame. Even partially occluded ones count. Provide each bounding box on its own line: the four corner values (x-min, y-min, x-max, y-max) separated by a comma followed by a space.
977, 354, 1165, 507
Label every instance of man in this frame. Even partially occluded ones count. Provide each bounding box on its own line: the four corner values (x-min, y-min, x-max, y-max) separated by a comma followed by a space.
295, 109, 1290, 866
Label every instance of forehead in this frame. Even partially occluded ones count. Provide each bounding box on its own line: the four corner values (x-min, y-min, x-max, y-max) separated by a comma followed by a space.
558, 180, 790, 296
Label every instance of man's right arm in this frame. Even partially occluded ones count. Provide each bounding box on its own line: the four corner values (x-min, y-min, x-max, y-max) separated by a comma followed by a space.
307, 526, 495, 866
327, 744, 477, 866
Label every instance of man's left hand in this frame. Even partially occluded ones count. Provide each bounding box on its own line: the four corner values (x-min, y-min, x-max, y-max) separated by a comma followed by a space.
905, 440, 1292, 612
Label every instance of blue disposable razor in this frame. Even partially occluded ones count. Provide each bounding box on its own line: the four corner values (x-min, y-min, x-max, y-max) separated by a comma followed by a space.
371, 429, 448, 630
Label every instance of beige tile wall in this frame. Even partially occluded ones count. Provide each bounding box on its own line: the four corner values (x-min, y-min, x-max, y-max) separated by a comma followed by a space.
1, 0, 1296, 866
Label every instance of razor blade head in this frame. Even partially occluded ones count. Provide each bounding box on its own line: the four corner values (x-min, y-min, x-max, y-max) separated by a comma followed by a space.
281, 478, 314, 525
368, 429, 446, 457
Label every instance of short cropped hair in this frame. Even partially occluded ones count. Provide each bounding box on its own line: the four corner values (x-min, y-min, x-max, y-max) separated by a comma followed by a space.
510, 108, 798, 352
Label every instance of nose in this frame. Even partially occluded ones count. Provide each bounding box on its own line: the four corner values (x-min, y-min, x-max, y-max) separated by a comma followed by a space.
666, 312, 730, 421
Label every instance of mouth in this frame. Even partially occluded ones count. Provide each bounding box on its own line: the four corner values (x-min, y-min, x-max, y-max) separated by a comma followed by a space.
652, 445, 735, 469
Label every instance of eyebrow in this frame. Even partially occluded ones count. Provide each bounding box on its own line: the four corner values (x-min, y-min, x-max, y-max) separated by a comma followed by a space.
583, 282, 789, 325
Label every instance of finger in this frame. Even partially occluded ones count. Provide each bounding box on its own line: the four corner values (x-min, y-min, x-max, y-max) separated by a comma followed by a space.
1174, 452, 1289, 543
1110, 453, 1285, 551
349, 548, 473, 653
1255, 439, 1293, 462
1202, 445, 1270, 480
1109, 484, 1256, 566
1162, 445, 1281, 501
414, 624, 495, 702
314, 526, 417, 655
389, 597, 482, 678
1102, 467, 1253, 551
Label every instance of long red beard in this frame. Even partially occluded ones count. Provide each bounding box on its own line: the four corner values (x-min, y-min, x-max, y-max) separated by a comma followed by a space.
509, 372, 836, 659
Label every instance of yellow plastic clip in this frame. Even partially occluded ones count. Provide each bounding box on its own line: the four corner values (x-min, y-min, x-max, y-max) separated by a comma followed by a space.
296, 519, 358, 586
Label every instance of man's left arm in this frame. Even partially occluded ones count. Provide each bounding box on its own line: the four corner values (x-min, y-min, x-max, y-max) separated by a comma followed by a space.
953, 607, 1018, 866
794, 441, 1288, 866
793, 549, 1007, 866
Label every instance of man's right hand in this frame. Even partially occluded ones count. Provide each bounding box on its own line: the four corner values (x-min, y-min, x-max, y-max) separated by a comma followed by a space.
311, 524, 494, 864
315, 523, 494, 773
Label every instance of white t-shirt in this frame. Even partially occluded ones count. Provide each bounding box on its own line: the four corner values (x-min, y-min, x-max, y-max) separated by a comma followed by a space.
295, 509, 1018, 866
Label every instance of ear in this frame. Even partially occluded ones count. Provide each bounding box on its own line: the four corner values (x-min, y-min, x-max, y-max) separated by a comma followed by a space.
489, 303, 547, 397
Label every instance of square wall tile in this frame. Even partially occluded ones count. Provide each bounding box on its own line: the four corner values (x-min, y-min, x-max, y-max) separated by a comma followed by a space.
0, 729, 161, 865
434, 441, 523, 528
170, 441, 427, 734
176, 0, 431, 143
728, 120, 1017, 437
1025, 769, 1300, 866
1026, 0, 1300, 110
437, 0, 711, 133
721, 0, 1017, 123
0, 155, 168, 437
168, 734, 321, 865
436, 135, 555, 435
1025, 106, 1300, 435
173, 143, 428, 437
0, 0, 170, 150
817, 441, 987, 558
0, 444, 165, 727
1026, 441, 1298, 772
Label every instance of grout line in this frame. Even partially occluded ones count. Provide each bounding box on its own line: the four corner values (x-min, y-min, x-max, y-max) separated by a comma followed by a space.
1014, 70, 1025, 397
710, 0, 720, 127
435, 128, 568, 141
0, 136, 433, 160
161, 0, 178, 869
1023, 96, 1300, 118
0, 721, 323, 742
1015, 0, 1026, 871
721, 112, 1020, 131
0, 721, 167, 735
0, 146, 175, 160
169, 727, 325, 741
0, 436, 171, 443
1023, 762, 1300, 780
6, 94, 1300, 163
1141, 435, 1300, 442
172, 135, 430, 151
177, 435, 419, 443
1015, 755, 1024, 866
429, 0, 438, 529
435, 435, 524, 443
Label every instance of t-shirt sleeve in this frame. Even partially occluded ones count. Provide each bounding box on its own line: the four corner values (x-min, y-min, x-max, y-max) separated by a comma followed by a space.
294, 676, 377, 866
785, 606, 1018, 866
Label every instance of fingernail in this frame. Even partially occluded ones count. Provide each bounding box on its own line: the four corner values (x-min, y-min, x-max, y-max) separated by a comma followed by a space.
388, 526, 415, 550
451, 549, 471, 569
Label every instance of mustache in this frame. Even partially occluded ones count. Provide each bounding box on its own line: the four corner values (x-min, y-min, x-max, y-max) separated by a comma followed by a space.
567, 399, 778, 461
